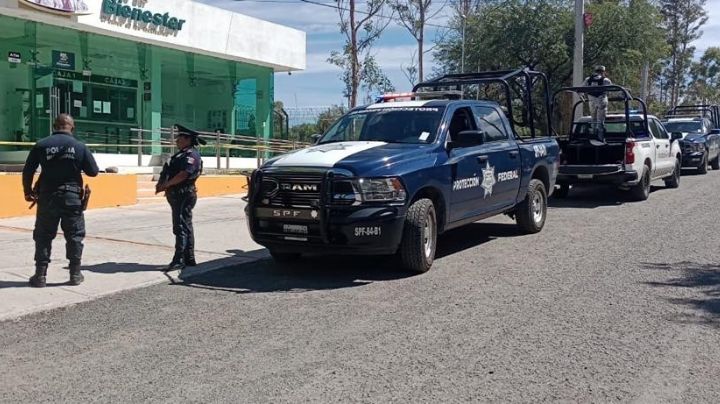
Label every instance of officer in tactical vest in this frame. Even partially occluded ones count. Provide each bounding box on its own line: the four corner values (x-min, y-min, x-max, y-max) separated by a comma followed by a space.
584, 65, 613, 140
156, 124, 205, 271
22, 114, 99, 287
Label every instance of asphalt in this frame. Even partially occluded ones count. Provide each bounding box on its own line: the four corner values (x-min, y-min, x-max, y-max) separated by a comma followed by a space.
2, 169, 720, 402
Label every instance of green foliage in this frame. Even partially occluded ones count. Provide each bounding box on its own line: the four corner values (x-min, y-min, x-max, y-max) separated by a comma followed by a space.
687, 47, 720, 104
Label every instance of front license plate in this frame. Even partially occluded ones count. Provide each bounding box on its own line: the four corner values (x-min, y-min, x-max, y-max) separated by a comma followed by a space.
283, 224, 308, 235
577, 174, 593, 179
256, 207, 318, 221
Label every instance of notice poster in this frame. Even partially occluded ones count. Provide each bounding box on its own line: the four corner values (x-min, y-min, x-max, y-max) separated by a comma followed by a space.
127, 107, 135, 119
102, 102, 111, 114
73, 100, 82, 108
73, 80, 83, 93
93, 100, 102, 113
79, 106, 88, 118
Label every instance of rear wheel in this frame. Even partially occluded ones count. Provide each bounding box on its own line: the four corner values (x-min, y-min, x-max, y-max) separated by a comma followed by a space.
630, 165, 650, 201
516, 179, 547, 234
399, 198, 437, 274
664, 159, 681, 189
698, 154, 708, 174
711, 154, 720, 170
554, 184, 570, 198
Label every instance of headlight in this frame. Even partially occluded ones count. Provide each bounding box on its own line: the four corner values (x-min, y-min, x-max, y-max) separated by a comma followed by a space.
357, 177, 407, 202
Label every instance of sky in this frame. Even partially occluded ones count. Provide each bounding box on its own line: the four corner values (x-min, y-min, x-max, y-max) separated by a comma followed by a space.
200, 0, 720, 109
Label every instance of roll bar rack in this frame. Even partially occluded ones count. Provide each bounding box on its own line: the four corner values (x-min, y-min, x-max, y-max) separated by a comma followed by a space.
665, 105, 720, 128
551, 85, 649, 137
411, 68, 551, 139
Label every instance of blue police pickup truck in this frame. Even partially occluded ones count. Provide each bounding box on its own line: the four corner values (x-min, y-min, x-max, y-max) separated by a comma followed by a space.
245, 69, 560, 273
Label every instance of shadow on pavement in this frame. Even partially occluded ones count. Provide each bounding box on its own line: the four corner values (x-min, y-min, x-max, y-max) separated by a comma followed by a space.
549, 185, 665, 209
436, 222, 522, 259
176, 254, 412, 294
80, 249, 265, 274
0, 279, 70, 289
641, 261, 720, 326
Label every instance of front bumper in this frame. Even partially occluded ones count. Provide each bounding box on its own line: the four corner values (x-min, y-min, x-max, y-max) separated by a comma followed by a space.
246, 205, 406, 255
681, 151, 705, 167
557, 164, 638, 185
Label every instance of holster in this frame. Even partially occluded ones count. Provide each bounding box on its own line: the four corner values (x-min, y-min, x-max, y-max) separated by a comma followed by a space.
81, 185, 91, 211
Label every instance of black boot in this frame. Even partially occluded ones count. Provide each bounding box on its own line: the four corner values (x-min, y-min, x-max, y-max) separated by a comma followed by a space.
69, 262, 84, 286
184, 252, 197, 267
166, 256, 185, 272
29, 265, 48, 288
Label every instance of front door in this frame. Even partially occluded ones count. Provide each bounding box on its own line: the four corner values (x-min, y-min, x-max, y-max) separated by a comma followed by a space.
447, 106, 487, 222
650, 118, 672, 177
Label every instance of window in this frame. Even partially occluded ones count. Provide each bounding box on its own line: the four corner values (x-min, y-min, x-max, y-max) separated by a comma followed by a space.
472, 106, 508, 142
319, 107, 444, 144
447, 107, 476, 139
650, 119, 668, 139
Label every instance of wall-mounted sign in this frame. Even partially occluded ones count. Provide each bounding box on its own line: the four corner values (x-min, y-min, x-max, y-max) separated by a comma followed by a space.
19, 0, 92, 15
101, 0, 187, 32
54, 70, 139, 88
8, 52, 21, 64
52, 50, 75, 70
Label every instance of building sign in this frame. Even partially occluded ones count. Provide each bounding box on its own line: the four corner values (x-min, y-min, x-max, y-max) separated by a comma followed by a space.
54, 70, 139, 88
52, 50, 76, 70
101, 0, 187, 34
19, 0, 92, 15
8, 52, 21, 64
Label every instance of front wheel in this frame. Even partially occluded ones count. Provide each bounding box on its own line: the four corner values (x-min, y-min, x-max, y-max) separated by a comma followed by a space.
711, 154, 720, 170
399, 198, 437, 274
516, 179, 547, 234
698, 154, 708, 174
664, 159, 681, 189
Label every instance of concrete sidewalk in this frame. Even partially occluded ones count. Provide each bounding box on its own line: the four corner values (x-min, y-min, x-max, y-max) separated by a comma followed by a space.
0, 195, 266, 321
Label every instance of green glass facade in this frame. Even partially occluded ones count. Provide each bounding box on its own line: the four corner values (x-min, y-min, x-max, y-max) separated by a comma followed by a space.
0, 13, 274, 157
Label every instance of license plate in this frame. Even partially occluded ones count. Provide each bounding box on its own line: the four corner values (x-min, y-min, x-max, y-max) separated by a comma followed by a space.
256, 207, 319, 221
577, 174, 593, 179
283, 224, 308, 235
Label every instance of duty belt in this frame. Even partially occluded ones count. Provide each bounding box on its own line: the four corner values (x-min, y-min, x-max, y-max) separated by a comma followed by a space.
169, 184, 197, 194
56, 184, 83, 194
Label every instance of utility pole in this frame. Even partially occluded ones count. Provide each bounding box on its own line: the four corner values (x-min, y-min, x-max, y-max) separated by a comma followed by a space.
572, 0, 584, 121
461, 13, 466, 73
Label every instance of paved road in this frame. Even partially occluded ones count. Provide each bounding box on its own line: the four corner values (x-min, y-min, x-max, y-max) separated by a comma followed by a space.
2, 170, 720, 402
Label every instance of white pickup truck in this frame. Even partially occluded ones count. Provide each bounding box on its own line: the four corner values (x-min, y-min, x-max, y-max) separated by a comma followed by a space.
556, 113, 682, 200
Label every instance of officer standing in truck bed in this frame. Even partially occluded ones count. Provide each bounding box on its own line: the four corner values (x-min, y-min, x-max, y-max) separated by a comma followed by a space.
155, 124, 205, 271
22, 114, 99, 287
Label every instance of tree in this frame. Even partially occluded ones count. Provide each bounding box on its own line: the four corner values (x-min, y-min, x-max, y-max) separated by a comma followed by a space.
316, 105, 348, 134
687, 47, 720, 104
289, 123, 319, 143
328, 0, 395, 108
390, 0, 437, 82
660, 0, 708, 107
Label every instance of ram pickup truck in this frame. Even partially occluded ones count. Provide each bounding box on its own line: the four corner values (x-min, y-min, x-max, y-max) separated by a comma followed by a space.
245, 69, 560, 273
663, 105, 720, 173
553, 85, 682, 200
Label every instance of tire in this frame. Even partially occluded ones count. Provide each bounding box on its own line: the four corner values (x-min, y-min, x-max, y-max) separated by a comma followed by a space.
398, 198, 437, 274
270, 250, 301, 263
630, 165, 651, 201
711, 154, 720, 170
553, 184, 570, 198
664, 159, 681, 189
516, 179, 547, 234
698, 154, 708, 174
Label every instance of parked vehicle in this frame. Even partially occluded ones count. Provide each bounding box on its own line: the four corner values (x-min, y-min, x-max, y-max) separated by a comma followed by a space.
245, 69, 560, 273
663, 105, 720, 173
552, 85, 682, 200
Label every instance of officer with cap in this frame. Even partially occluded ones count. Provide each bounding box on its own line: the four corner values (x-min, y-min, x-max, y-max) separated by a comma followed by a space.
583, 65, 613, 140
156, 124, 205, 271
22, 114, 99, 287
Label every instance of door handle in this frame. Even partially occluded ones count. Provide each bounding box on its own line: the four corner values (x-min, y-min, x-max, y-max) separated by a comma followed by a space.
477, 155, 488, 163
509, 150, 519, 158
656, 145, 660, 149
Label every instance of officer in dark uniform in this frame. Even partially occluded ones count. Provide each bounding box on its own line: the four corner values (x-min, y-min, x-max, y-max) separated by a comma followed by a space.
22, 114, 99, 287
156, 124, 205, 271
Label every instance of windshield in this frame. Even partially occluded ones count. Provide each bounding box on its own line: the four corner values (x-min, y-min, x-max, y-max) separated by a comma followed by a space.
663, 122, 703, 134
318, 107, 445, 144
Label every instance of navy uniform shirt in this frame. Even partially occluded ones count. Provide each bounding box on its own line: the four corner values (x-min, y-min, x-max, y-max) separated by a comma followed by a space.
165, 147, 203, 188
22, 131, 99, 195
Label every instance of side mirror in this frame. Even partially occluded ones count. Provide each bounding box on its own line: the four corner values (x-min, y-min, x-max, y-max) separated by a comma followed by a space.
449, 130, 486, 149
310, 134, 322, 144
671, 132, 683, 141
711, 129, 720, 135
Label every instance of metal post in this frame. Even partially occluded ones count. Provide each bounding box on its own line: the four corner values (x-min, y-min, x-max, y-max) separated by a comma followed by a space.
460, 14, 466, 74
225, 146, 230, 169
573, 0, 585, 120
137, 129, 142, 167
216, 131, 221, 169
641, 62, 649, 101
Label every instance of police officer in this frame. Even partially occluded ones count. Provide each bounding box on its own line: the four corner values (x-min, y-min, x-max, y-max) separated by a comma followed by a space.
22, 114, 99, 287
156, 124, 205, 271
583, 65, 613, 140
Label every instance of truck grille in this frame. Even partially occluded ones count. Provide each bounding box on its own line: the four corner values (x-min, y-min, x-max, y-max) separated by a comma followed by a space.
260, 173, 324, 208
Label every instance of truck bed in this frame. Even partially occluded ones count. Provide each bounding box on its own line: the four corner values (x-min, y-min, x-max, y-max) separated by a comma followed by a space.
559, 139, 625, 165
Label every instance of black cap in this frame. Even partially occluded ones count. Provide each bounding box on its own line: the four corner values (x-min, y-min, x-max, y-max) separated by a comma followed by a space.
174, 124, 206, 145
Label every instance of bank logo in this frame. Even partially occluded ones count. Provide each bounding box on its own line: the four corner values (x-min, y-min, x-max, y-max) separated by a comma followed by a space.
20, 0, 91, 15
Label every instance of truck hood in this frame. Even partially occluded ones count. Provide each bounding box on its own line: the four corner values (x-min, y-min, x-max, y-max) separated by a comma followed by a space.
680, 133, 705, 143
264, 141, 436, 176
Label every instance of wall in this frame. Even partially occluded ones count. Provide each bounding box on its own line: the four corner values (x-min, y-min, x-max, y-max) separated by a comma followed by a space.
0, 173, 137, 218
